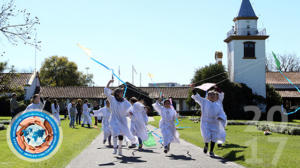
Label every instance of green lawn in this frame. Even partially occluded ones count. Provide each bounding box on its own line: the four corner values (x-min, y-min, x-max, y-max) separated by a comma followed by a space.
0, 116, 100, 168
150, 116, 300, 168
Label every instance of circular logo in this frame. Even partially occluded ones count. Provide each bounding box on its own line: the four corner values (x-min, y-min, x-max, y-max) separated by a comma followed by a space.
7, 110, 63, 162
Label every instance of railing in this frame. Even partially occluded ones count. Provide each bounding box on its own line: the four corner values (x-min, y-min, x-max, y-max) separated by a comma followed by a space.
227, 28, 267, 37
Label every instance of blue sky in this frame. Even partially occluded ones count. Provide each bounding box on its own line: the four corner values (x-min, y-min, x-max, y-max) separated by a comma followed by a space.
1, 0, 300, 86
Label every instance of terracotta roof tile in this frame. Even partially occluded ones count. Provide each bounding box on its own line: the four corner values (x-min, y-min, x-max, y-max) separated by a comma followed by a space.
276, 90, 300, 98
266, 72, 300, 85
40, 86, 190, 99
0, 73, 33, 89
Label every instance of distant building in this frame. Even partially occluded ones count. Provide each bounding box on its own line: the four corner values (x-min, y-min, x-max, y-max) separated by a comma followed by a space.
148, 82, 181, 87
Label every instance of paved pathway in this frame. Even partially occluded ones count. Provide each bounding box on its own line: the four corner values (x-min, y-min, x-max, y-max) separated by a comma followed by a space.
67, 119, 245, 168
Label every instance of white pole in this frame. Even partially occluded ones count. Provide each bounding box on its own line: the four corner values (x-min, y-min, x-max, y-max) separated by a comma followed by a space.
132, 65, 134, 85
140, 72, 142, 87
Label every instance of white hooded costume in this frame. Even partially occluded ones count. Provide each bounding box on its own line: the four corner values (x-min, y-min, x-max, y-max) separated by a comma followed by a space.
51, 104, 61, 125
129, 102, 148, 141
215, 92, 227, 144
104, 88, 137, 144
191, 93, 226, 143
82, 103, 92, 125
152, 101, 180, 146
98, 107, 112, 140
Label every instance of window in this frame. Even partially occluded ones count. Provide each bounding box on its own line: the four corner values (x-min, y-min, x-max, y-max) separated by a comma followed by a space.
244, 42, 255, 58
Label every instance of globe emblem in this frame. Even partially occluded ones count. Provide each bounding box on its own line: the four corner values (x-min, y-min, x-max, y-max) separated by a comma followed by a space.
8, 110, 62, 162
23, 124, 47, 147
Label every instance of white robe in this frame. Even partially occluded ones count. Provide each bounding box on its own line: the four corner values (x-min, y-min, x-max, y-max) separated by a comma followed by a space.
51, 104, 61, 125
130, 102, 148, 141
192, 93, 224, 143
98, 107, 112, 140
25, 102, 44, 111
216, 92, 227, 144
82, 103, 92, 125
152, 101, 180, 146
104, 88, 137, 144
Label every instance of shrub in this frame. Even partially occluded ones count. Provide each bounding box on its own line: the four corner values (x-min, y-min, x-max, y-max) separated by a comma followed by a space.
257, 123, 300, 135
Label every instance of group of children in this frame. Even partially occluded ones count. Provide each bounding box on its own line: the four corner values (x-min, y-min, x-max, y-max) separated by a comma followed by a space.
23, 81, 227, 157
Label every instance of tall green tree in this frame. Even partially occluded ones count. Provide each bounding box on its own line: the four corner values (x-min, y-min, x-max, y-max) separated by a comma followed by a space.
40, 56, 94, 86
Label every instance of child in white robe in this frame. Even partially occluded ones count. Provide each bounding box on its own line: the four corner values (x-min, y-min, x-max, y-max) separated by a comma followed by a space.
191, 88, 225, 157
152, 99, 180, 154
98, 100, 112, 146
128, 97, 148, 150
26, 94, 44, 111
104, 80, 137, 155
51, 99, 61, 126
82, 99, 92, 128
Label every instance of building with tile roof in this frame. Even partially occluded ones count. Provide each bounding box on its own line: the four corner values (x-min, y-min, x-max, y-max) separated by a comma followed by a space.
266, 72, 300, 108
0, 72, 40, 100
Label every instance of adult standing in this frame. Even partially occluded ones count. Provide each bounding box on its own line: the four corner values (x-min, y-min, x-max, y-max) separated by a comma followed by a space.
43, 97, 52, 113
10, 93, 19, 118
76, 99, 83, 125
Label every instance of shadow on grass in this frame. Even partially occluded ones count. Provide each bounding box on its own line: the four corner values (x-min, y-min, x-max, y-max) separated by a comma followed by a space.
222, 143, 247, 149
213, 144, 246, 164
115, 156, 147, 164
220, 150, 245, 163
166, 154, 196, 161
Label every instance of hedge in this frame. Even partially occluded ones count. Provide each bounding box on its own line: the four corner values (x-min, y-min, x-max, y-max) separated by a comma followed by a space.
257, 123, 300, 135
0, 124, 5, 130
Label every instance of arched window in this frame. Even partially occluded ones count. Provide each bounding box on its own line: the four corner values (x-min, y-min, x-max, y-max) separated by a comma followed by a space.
244, 41, 255, 58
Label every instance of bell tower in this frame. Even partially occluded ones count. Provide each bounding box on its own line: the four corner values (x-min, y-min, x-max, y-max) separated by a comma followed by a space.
224, 0, 269, 97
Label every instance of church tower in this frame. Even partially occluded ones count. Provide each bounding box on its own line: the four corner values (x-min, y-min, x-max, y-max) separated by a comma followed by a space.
224, 0, 269, 97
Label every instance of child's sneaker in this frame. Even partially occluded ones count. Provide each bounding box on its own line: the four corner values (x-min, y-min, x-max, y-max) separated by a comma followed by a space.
113, 148, 117, 154
164, 146, 168, 154
209, 152, 215, 157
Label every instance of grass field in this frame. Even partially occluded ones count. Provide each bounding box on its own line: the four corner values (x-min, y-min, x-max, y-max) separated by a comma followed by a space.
149, 116, 300, 168
0, 116, 100, 168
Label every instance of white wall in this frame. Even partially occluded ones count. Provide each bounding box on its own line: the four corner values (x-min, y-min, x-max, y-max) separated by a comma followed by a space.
24, 76, 39, 100
231, 39, 266, 97
235, 20, 258, 35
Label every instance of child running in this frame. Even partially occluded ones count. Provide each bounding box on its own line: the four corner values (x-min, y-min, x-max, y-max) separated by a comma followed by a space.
98, 99, 112, 147
128, 97, 148, 150
104, 80, 137, 155
152, 98, 180, 154
191, 86, 226, 157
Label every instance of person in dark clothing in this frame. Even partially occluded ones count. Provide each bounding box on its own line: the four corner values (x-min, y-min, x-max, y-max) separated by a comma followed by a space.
76, 99, 83, 125
10, 93, 19, 118
43, 97, 52, 113
93, 101, 100, 125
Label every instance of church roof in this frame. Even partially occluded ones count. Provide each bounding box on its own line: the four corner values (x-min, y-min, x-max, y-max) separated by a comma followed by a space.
237, 0, 258, 18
